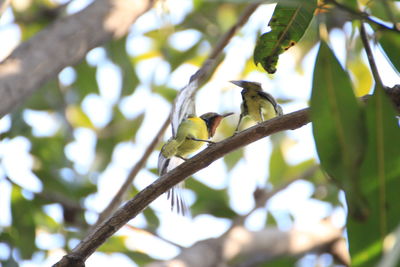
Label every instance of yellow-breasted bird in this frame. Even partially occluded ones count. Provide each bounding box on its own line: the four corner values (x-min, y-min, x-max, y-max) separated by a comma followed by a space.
231, 80, 283, 132
158, 112, 233, 214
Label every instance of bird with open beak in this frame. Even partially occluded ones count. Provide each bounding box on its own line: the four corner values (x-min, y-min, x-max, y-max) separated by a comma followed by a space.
158, 112, 233, 214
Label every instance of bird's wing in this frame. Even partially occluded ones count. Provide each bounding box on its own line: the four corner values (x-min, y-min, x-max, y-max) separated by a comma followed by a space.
171, 59, 216, 136
158, 60, 216, 214
257, 91, 283, 116
171, 82, 196, 137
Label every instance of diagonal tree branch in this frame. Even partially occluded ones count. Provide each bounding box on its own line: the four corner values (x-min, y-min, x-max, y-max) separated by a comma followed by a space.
0, 0, 155, 118
92, 116, 170, 229
53, 108, 310, 266
92, 1, 261, 230
53, 90, 400, 266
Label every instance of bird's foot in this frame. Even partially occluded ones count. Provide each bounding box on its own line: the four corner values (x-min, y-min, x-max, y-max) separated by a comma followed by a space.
176, 155, 188, 161
207, 141, 216, 147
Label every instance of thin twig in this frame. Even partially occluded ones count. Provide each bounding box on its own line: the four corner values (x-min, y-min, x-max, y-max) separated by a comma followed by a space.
208, 2, 261, 61
360, 23, 384, 90
232, 165, 320, 227
326, 0, 400, 33
54, 108, 311, 267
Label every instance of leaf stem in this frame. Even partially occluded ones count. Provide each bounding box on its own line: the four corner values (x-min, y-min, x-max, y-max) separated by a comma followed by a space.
359, 23, 384, 90
326, 0, 400, 33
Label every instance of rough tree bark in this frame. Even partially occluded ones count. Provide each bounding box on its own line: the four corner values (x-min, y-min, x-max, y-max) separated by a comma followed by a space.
0, 0, 155, 118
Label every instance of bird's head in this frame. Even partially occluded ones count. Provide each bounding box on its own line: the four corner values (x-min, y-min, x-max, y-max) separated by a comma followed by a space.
230, 80, 263, 94
200, 112, 233, 138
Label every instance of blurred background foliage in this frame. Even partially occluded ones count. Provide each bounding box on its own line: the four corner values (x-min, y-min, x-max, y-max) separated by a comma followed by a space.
0, 0, 399, 266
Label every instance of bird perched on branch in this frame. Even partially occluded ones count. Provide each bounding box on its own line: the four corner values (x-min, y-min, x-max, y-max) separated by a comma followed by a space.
158, 112, 233, 214
231, 80, 283, 132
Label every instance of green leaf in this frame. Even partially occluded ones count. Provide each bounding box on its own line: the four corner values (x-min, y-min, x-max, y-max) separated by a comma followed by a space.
254, 0, 317, 73
163, 42, 201, 71
348, 87, 400, 267
66, 105, 95, 129
152, 85, 178, 103
347, 55, 373, 97
98, 236, 127, 253
311, 42, 367, 220
186, 178, 236, 218
223, 149, 243, 172
142, 208, 160, 232
25, 79, 62, 110
30, 134, 70, 169
106, 37, 139, 96
269, 145, 315, 186
366, 0, 400, 23
266, 211, 278, 226
95, 112, 145, 171
10, 187, 37, 259
378, 31, 400, 73
336, 0, 358, 10
73, 60, 99, 99
98, 236, 154, 264
269, 145, 289, 185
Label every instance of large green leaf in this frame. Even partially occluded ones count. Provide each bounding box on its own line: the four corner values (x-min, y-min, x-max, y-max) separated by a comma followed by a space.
378, 31, 400, 73
311, 42, 367, 220
348, 87, 400, 267
254, 0, 316, 73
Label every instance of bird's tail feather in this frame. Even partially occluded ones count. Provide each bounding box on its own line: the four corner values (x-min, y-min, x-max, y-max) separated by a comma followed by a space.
167, 183, 189, 216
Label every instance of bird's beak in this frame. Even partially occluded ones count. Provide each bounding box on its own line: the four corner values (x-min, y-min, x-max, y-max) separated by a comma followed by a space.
230, 80, 245, 88
222, 112, 234, 118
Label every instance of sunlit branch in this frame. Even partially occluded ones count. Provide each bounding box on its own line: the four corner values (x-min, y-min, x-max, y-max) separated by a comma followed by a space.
146, 218, 349, 267
0, 0, 156, 118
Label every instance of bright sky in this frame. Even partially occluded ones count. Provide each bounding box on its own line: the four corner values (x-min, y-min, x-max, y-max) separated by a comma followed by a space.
0, 0, 399, 266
